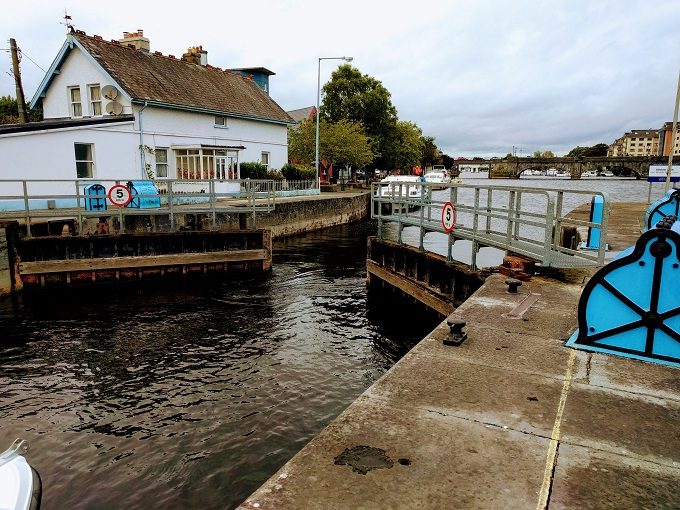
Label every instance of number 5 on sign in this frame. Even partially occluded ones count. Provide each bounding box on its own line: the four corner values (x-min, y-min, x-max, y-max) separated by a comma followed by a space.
108, 184, 132, 207
441, 201, 456, 232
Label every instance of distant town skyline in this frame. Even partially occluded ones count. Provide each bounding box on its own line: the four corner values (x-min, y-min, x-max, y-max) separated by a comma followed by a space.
2, 0, 679, 157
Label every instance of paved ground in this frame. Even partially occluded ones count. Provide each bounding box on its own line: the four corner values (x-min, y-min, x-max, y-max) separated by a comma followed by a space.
239, 203, 680, 509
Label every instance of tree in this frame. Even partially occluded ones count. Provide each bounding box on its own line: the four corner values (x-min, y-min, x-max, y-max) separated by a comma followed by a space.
382, 121, 425, 172
0, 95, 42, 124
288, 119, 373, 175
420, 136, 441, 168
320, 64, 398, 168
441, 154, 455, 169
567, 144, 607, 158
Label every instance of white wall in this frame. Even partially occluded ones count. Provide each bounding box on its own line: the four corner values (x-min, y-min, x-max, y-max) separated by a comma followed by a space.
41, 43, 132, 119
138, 106, 288, 174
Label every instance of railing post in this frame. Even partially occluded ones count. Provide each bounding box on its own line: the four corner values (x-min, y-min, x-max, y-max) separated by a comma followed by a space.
22, 180, 31, 238
471, 188, 480, 270
75, 179, 83, 235
597, 192, 610, 265
513, 191, 522, 240
486, 188, 492, 234
542, 192, 556, 266
397, 184, 403, 244
419, 183, 425, 251
506, 190, 515, 247
168, 180, 175, 232
552, 191, 564, 249
210, 179, 216, 229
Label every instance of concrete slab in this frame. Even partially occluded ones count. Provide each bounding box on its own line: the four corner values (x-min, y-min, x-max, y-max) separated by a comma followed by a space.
240, 397, 551, 510
364, 351, 565, 437
560, 380, 680, 463
549, 443, 680, 509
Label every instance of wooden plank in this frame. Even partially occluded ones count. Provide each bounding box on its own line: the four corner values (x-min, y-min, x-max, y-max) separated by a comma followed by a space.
366, 259, 453, 316
19, 249, 268, 275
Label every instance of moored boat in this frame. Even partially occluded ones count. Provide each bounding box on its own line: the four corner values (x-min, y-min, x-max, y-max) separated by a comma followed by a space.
0, 440, 41, 510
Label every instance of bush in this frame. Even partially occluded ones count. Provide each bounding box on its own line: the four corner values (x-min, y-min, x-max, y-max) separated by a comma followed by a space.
281, 163, 316, 181
239, 162, 268, 180
266, 169, 284, 180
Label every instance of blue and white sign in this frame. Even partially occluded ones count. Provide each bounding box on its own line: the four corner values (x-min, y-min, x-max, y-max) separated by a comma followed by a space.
648, 164, 680, 183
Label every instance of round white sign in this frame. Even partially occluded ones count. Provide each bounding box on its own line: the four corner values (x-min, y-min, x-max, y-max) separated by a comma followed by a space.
441, 201, 456, 232
108, 184, 132, 207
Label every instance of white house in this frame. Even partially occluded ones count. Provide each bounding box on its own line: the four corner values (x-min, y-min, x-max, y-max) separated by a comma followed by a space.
0, 28, 293, 209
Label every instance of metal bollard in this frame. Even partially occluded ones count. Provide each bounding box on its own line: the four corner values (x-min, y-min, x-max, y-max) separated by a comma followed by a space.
444, 318, 467, 346
505, 278, 522, 294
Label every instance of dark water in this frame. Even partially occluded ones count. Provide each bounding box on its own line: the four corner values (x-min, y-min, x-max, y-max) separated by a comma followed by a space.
0, 222, 438, 509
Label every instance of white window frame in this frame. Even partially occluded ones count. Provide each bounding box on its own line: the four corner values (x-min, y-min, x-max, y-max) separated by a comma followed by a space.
261, 151, 270, 170
155, 148, 169, 178
88, 84, 102, 116
69, 86, 82, 117
74, 143, 95, 178
214, 115, 228, 128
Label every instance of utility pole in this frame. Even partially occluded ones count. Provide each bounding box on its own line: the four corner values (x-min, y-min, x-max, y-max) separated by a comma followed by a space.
9, 38, 29, 123
664, 70, 680, 193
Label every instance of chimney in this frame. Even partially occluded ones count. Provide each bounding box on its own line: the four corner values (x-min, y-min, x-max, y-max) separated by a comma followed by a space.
181, 46, 207, 65
118, 29, 150, 52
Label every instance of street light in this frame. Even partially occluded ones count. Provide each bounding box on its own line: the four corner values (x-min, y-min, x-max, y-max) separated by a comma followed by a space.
315, 56, 353, 189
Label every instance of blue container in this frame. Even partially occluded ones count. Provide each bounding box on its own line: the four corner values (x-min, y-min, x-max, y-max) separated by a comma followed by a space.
125, 181, 161, 209
581, 195, 605, 250
84, 184, 107, 212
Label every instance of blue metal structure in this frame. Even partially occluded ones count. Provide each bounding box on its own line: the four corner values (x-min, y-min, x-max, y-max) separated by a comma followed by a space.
84, 184, 107, 212
567, 216, 680, 368
125, 181, 161, 209
645, 188, 680, 231
581, 195, 606, 250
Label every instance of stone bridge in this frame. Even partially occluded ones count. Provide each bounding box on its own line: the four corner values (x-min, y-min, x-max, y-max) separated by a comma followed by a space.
461, 156, 667, 179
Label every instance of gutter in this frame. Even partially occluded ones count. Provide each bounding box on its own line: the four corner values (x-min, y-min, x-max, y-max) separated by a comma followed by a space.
138, 101, 149, 178
130, 99, 295, 126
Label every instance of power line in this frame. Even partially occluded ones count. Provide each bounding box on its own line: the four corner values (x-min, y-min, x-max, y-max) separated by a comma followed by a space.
18, 50, 46, 72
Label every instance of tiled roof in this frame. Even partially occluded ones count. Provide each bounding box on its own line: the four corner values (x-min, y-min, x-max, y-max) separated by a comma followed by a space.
72, 31, 292, 124
286, 106, 315, 122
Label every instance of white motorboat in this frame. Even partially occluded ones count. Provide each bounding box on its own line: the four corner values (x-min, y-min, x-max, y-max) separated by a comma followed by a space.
423, 170, 452, 189
379, 175, 427, 200
0, 440, 41, 510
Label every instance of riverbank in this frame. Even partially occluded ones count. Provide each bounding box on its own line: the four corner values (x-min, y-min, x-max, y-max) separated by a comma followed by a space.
240, 202, 680, 509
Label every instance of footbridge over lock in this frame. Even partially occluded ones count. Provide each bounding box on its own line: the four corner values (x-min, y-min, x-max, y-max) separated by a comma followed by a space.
464, 156, 666, 179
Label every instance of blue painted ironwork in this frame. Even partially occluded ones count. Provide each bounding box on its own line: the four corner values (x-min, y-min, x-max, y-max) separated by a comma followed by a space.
567, 217, 680, 368
644, 189, 680, 231
125, 180, 161, 209
84, 184, 107, 212
581, 195, 605, 250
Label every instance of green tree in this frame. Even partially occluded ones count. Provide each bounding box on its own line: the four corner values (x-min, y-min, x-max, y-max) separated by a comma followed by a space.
382, 121, 425, 172
320, 64, 398, 168
567, 144, 607, 158
288, 119, 373, 175
0, 95, 42, 124
420, 136, 441, 167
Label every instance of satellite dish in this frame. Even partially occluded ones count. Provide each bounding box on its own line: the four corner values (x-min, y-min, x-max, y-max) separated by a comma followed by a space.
101, 85, 119, 100
106, 101, 123, 115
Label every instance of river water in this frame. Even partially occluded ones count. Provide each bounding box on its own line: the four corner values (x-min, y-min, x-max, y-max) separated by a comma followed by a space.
0, 177, 662, 509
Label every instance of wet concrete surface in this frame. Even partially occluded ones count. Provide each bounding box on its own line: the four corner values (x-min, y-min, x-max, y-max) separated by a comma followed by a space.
239, 203, 679, 509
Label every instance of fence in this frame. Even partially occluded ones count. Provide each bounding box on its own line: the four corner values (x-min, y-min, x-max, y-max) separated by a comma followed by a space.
371, 181, 609, 270
0, 178, 279, 237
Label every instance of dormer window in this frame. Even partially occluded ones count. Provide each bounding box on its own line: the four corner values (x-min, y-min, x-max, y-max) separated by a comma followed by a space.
69, 86, 82, 117
214, 115, 227, 128
89, 84, 102, 116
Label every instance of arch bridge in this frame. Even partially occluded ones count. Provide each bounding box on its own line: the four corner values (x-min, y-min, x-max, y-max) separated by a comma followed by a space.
462, 156, 667, 179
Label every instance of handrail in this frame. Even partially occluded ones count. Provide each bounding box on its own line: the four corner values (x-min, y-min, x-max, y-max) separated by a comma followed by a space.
0, 178, 282, 236
371, 181, 609, 269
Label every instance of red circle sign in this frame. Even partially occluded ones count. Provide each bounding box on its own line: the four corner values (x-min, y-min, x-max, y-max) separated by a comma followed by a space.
108, 184, 132, 207
442, 201, 456, 232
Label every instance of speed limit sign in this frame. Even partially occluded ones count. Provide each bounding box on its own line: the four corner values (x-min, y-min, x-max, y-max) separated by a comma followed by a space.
441, 201, 456, 233
108, 184, 132, 207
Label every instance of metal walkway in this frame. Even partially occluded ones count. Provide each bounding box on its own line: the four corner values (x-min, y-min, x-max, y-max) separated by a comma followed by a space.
372, 181, 609, 269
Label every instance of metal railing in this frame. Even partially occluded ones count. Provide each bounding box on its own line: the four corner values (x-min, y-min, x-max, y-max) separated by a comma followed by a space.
0, 178, 277, 236
371, 181, 609, 270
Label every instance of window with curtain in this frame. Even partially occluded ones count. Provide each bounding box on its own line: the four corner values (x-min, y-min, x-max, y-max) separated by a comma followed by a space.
155, 148, 168, 177
89, 84, 102, 116
69, 87, 82, 117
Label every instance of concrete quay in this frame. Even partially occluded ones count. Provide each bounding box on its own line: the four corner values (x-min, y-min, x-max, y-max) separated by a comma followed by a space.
240, 204, 680, 509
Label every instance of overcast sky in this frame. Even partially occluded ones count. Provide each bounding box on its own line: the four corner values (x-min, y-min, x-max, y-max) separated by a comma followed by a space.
1, 0, 679, 157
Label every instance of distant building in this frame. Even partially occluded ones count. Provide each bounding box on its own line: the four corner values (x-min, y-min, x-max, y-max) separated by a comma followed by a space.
286, 106, 317, 124
607, 129, 658, 156
658, 122, 680, 156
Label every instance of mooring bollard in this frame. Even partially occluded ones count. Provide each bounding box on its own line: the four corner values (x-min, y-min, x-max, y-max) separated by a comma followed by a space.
444, 318, 467, 346
505, 278, 522, 294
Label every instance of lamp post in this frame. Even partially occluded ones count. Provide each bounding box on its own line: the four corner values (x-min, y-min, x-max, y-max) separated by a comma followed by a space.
315, 56, 353, 189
